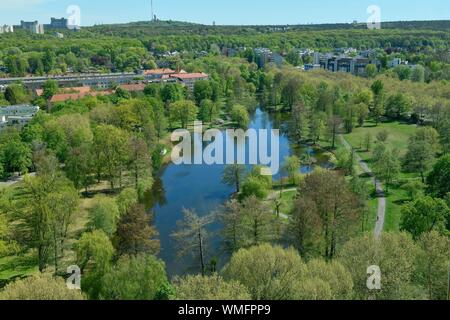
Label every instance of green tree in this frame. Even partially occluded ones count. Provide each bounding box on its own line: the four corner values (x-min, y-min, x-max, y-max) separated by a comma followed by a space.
115, 203, 160, 256
240, 176, 269, 200
42, 79, 59, 112
161, 83, 184, 105
400, 196, 449, 239
370, 80, 385, 126
199, 99, 219, 125
287, 197, 321, 256
218, 199, 245, 253
306, 259, 354, 300
116, 187, 138, 216
386, 93, 412, 119
172, 209, 214, 276
403, 139, 436, 183
240, 196, 274, 246
0, 274, 85, 300
373, 145, 401, 193
75, 230, 114, 299
100, 254, 169, 300
88, 196, 120, 237
0, 130, 32, 175
65, 143, 94, 193
283, 155, 301, 185
338, 233, 421, 300
327, 116, 342, 149
365, 64, 377, 78
411, 65, 425, 82
297, 170, 359, 259
222, 164, 246, 194
286, 49, 301, 66
223, 244, 308, 300
18, 164, 79, 273
415, 231, 450, 300
193, 80, 213, 106
169, 100, 198, 129
93, 125, 129, 190
4, 83, 28, 105
128, 135, 152, 190
427, 155, 450, 198
230, 104, 250, 128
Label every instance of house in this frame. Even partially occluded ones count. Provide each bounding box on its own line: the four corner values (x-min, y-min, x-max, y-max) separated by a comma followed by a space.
36, 86, 113, 103
143, 68, 176, 80
20, 21, 44, 34
388, 58, 404, 68
120, 84, 147, 92
0, 25, 14, 34
315, 52, 380, 75
0, 105, 40, 130
304, 64, 321, 71
46, 17, 68, 29
169, 72, 209, 90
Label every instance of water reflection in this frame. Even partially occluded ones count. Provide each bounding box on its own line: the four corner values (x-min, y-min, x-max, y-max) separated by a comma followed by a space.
147, 108, 332, 276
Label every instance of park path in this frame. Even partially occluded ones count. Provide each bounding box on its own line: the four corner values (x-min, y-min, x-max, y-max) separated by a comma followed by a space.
339, 135, 386, 239
266, 187, 297, 220
0, 172, 36, 189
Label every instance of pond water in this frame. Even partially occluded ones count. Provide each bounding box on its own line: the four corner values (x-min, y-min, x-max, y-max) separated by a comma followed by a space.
148, 108, 332, 276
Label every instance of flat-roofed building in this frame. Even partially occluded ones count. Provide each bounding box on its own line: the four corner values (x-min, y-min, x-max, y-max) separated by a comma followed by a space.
0, 25, 14, 34
169, 72, 209, 90
47, 17, 68, 29
0, 104, 40, 131
21, 20, 44, 34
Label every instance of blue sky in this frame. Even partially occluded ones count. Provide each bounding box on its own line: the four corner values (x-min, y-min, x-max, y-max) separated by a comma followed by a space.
0, 0, 449, 26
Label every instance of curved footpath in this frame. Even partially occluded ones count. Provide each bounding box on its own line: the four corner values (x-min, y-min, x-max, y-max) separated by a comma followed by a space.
339, 135, 386, 239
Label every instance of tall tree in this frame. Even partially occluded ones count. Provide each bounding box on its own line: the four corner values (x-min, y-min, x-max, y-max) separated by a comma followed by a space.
88, 196, 120, 237
297, 170, 359, 259
240, 196, 274, 247
169, 100, 198, 129
338, 233, 422, 300
222, 164, 246, 194
287, 197, 321, 256
115, 203, 160, 256
93, 125, 129, 190
283, 155, 301, 185
0, 274, 85, 300
171, 209, 214, 276
327, 116, 342, 149
373, 145, 401, 193
42, 79, 59, 112
400, 196, 449, 239
75, 230, 114, 299
415, 231, 450, 300
219, 199, 245, 253
100, 254, 169, 300
223, 244, 308, 300
427, 155, 450, 198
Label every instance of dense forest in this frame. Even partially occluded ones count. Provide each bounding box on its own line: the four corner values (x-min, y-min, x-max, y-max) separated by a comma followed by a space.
0, 21, 449, 300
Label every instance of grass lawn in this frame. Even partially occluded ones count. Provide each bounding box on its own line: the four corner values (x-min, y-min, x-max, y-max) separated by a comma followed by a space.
0, 179, 118, 284
0, 253, 38, 282
342, 120, 419, 233
344, 120, 417, 162
279, 190, 297, 215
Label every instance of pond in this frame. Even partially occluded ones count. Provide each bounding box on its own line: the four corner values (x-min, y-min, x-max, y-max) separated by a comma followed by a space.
148, 108, 332, 276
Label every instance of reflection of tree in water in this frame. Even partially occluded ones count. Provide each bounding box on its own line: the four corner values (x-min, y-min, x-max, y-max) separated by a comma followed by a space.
143, 177, 167, 209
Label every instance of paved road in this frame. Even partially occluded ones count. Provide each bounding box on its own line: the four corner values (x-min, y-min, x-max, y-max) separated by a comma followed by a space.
339, 135, 386, 239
